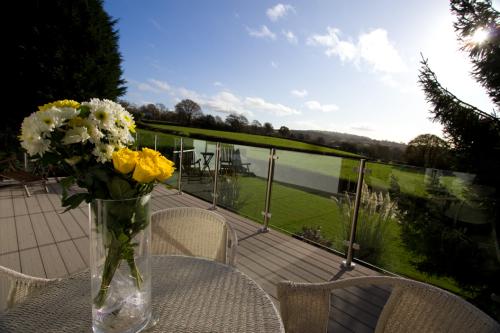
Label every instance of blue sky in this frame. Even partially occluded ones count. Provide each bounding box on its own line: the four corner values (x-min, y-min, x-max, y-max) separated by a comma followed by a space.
104, 0, 499, 143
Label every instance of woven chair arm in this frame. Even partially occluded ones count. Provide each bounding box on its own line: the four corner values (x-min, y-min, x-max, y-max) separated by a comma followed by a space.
226, 222, 238, 266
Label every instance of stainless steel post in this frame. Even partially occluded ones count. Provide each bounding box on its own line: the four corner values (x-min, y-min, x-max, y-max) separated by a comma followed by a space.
261, 148, 277, 232
210, 142, 221, 210
177, 138, 183, 194
154, 134, 157, 150
342, 159, 366, 269
24, 153, 28, 172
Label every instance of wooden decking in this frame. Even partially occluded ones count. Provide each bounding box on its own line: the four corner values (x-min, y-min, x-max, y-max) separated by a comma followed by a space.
0, 180, 388, 332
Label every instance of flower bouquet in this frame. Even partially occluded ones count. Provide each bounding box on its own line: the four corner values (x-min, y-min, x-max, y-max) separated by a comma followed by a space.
20, 99, 174, 332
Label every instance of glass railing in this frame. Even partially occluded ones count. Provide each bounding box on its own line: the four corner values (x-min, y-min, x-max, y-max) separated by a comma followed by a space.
270, 149, 361, 254
360, 162, 499, 301
216, 143, 268, 224
136, 129, 499, 317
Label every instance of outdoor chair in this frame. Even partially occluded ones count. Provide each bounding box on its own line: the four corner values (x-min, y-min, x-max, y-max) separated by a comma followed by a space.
0, 157, 49, 197
151, 207, 238, 265
179, 149, 202, 182
0, 265, 59, 312
219, 146, 251, 175
277, 276, 500, 333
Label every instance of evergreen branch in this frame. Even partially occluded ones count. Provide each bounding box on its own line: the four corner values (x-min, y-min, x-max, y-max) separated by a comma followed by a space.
418, 54, 500, 123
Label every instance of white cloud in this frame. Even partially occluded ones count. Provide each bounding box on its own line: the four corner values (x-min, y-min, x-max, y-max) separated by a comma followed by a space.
149, 79, 170, 92
213, 81, 223, 87
304, 100, 339, 113
267, 3, 295, 21
136, 79, 171, 94
282, 30, 298, 44
291, 89, 308, 98
200, 92, 299, 117
177, 87, 200, 100
201, 91, 247, 115
247, 25, 276, 40
307, 27, 406, 73
133, 78, 299, 118
244, 97, 300, 116
271, 61, 278, 68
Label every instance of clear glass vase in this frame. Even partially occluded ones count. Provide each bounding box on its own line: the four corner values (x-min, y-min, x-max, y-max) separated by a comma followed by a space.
90, 194, 152, 333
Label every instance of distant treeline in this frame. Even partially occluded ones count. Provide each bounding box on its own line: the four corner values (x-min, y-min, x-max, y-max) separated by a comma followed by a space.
120, 99, 453, 169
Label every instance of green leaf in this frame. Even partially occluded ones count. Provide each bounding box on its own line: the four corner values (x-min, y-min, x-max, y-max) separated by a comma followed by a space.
60, 176, 76, 200
91, 168, 110, 183
62, 193, 88, 212
108, 176, 135, 199
79, 105, 91, 118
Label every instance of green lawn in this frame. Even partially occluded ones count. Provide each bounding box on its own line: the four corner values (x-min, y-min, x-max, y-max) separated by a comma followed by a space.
181, 174, 465, 295
141, 129, 484, 298
139, 123, 360, 158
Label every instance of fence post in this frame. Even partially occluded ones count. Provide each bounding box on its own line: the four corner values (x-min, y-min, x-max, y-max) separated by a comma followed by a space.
177, 138, 183, 194
342, 159, 366, 269
154, 134, 157, 151
210, 142, 221, 210
261, 148, 277, 232
24, 153, 29, 172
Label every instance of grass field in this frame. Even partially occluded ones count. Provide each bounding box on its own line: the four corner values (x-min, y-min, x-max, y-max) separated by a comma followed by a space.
137, 127, 485, 297
182, 175, 464, 295
140, 122, 360, 158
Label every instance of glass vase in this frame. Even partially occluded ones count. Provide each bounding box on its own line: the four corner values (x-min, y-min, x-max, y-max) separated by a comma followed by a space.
90, 194, 152, 333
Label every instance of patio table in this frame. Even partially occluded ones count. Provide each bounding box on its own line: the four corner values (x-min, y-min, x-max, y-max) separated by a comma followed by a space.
0, 255, 284, 333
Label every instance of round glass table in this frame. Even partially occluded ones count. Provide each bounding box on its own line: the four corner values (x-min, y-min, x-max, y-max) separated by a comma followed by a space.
0, 256, 284, 333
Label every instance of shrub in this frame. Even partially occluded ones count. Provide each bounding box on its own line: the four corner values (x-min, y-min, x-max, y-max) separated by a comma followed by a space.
335, 183, 399, 264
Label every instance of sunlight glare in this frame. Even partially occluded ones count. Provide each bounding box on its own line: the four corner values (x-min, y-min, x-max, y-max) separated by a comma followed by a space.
471, 28, 489, 44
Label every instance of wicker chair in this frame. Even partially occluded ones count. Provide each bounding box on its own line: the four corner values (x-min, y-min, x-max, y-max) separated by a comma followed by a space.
0, 265, 58, 312
277, 276, 500, 333
151, 207, 238, 265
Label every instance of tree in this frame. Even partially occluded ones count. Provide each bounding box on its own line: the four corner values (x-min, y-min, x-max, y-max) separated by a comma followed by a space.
5, 0, 126, 151
174, 99, 203, 125
225, 113, 249, 131
263, 122, 274, 135
414, 0, 499, 312
278, 126, 290, 137
418, 0, 500, 178
404, 134, 451, 169
250, 120, 262, 134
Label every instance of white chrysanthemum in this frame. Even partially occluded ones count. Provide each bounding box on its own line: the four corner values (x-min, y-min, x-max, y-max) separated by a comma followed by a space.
84, 98, 125, 130
62, 126, 90, 145
92, 143, 115, 163
36, 107, 62, 132
59, 106, 79, 121
20, 114, 48, 156
82, 118, 104, 143
20, 132, 51, 156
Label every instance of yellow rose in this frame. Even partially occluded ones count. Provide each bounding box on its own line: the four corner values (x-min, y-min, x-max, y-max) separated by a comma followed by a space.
112, 148, 139, 174
141, 147, 161, 158
155, 155, 175, 181
132, 155, 160, 183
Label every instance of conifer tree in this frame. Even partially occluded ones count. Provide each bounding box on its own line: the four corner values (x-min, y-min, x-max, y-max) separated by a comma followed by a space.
417, 0, 499, 312
418, 0, 499, 221
4, 0, 126, 150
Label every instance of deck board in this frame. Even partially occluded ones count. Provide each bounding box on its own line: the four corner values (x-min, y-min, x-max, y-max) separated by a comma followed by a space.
0, 180, 391, 332
14, 215, 37, 250
0, 218, 18, 254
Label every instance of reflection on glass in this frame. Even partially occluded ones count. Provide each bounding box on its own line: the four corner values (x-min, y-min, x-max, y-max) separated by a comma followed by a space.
358, 161, 498, 316
216, 144, 267, 224
269, 150, 360, 254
